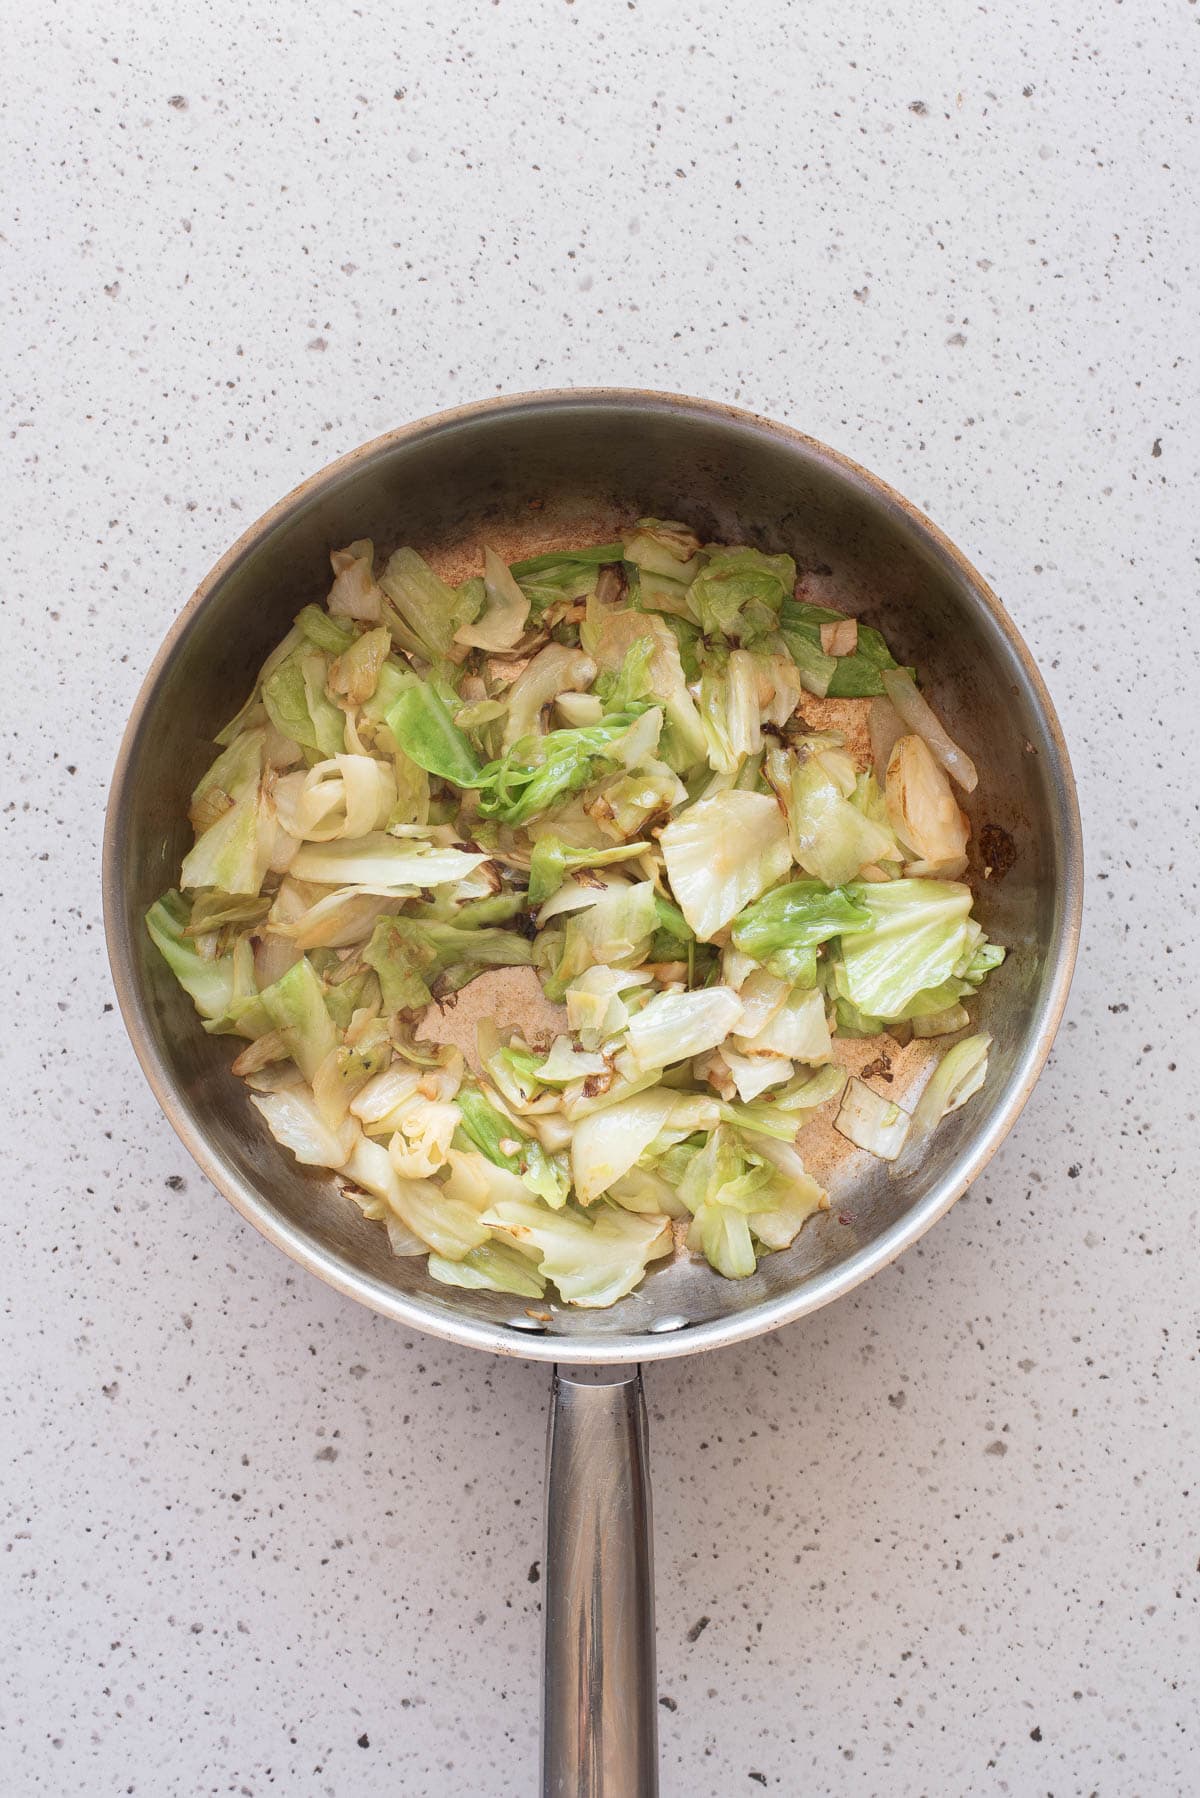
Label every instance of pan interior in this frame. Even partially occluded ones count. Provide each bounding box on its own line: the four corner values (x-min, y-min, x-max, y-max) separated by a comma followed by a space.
107, 394, 1078, 1357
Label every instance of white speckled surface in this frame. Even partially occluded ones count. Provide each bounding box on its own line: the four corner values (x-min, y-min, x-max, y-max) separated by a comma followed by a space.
4, 2, 1198, 1792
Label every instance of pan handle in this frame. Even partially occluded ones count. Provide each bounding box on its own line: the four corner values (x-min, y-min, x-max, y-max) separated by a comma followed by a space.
542, 1364, 658, 1798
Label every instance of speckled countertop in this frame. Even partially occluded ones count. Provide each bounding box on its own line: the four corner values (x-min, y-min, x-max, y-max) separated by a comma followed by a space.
4, 3, 1198, 1793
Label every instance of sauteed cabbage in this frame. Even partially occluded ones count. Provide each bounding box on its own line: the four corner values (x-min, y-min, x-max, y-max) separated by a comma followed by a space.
148, 524, 1003, 1307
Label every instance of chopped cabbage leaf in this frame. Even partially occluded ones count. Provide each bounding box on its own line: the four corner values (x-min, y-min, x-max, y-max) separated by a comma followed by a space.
379, 547, 472, 662
742, 1135, 828, 1249
779, 599, 909, 698
146, 892, 238, 1026
263, 648, 345, 759
564, 964, 655, 1048
660, 791, 791, 941
427, 1242, 547, 1297
364, 914, 533, 1013
733, 982, 830, 1064
731, 879, 872, 983
181, 779, 274, 898
295, 604, 355, 656
831, 879, 976, 1021
542, 880, 658, 999
327, 540, 383, 623
835, 1077, 912, 1160
698, 645, 763, 774
386, 682, 483, 785
258, 955, 338, 1082
250, 1084, 358, 1169
480, 1197, 672, 1308
455, 1087, 571, 1208
453, 547, 531, 651
476, 710, 650, 826
768, 742, 898, 887
588, 609, 706, 772
190, 727, 265, 819
288, 833, 488, 888
510, 543, 624, 614
570, 1087, 718, 1202
688, 546, 795, 642
527, 834, 652, 906
625, 986, 744, 1071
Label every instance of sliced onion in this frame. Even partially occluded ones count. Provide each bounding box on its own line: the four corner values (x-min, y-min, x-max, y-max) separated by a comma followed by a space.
250, 1085, 358, 1169
819, 618, 858, 656
868, 696, 905, 773
254, 930, 302, 987
881, 668, 978, 794
280, 755, 397, 842
910, 1003, 970, 1038
902, 1033, 991, 1162
555, 691, 604, 727
885, 734, 970, 867
502, 645, 597, 750
231, 1031, 288, 1076
276, 888, 400, 952
611, 705, 664, 769
719, 1043, 794, 1103
328, 541, 382, 622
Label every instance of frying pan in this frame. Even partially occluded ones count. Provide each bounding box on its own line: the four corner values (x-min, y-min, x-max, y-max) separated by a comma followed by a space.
103, 390, 1082, 1796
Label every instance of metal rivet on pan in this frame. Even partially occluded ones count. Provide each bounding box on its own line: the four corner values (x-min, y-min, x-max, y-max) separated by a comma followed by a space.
647, 1314, 689, 1333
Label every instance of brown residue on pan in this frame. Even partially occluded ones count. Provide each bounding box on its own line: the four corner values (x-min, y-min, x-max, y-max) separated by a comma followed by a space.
799, 1033, 943, 1190
980, 822, 1017, 880
425, 518, 634, 589
799, 696, 874, 765
417, 966, 569, 1074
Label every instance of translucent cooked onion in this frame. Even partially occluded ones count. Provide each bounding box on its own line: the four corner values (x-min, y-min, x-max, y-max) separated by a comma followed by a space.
901, 1033, 991, 1162
868, 696, 905, 773
885, 734, 970, 868
881, 667, 978, 794
502, 645, 597, 750
327, 540, 382, 622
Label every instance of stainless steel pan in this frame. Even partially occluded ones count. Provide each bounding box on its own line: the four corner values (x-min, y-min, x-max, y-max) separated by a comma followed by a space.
104, 390, 1082, 1796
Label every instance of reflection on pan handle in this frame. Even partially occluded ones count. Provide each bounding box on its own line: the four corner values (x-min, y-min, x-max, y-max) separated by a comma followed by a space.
542, 1365, 658, 1798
